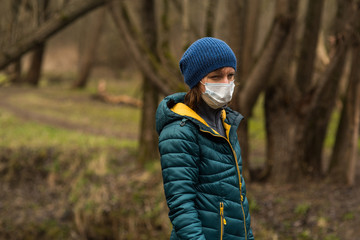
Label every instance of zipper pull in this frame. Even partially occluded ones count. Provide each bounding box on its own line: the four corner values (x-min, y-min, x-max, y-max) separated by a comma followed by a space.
239, 182, 243, 201
220, 202, 227, 225
180, 118, 187, 127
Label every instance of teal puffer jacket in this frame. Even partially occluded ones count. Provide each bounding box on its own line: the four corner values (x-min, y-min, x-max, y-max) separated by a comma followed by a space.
156, 93, 254, 240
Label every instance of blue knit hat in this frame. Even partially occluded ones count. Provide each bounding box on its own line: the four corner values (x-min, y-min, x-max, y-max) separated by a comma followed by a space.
179, 37, 237, 89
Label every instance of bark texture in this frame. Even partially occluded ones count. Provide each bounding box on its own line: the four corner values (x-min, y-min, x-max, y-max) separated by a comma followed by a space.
0, 0, 107, 70
137, 0, 160, 164
329, 49, 360, 185
25, 43, 46, 86
72, 7, 106, 89
265, 0, 360, 183
108, 1, 183, 96
300, 0, 359, 177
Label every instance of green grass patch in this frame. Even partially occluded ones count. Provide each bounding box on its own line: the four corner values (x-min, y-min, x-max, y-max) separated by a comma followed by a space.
298, 229, 311, 240
248, 94, 266, 142
0, 110, 137, 150
0, 73, 10, 86
247, 94, 266, 165
0, 76, 169, 240
324, 108, 341, 148
343, 212, 355, 221
0, 78, 141, 151
4, 88, 140, 135
324, 234, 341, 240
294, 202, 311, 216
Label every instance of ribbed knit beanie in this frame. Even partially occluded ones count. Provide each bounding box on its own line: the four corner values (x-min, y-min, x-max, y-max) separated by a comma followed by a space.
179, 37, 237, 89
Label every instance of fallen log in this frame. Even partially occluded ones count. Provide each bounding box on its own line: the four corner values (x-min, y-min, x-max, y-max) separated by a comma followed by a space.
93, 80, 143, 108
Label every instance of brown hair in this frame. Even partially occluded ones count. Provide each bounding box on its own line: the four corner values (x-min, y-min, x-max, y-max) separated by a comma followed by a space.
184, 83, 203, 112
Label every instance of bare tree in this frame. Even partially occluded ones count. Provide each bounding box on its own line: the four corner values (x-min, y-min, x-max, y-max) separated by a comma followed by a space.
226, 0, 296, 180
182, 0, 190, 46
4, 0, 26, 84
137, 0, 160, 164
108, 2, 182, 96
0, 0, 108, 70
263, 0, 360, 183
205, 0, 218, 36
26, 43, 46, 86
106, 0, 359, 183
72, 7, 106, 89
298, 0, 350, 178
294, 0, 325, 94
25, 0, 51, 86
329, 32, 360, 186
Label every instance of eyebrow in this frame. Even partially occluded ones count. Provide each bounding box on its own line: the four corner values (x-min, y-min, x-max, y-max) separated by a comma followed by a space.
211, 69, 235, 75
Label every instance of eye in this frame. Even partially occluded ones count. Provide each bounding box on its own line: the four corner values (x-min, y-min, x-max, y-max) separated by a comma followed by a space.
228, 73, 235, 80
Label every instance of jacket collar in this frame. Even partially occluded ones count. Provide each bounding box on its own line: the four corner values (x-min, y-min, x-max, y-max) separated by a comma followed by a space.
170, 102, 226, 136
156, 92, 244, 136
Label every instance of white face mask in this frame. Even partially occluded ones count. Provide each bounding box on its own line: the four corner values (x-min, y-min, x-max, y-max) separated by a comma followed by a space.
201, 81, 235, 109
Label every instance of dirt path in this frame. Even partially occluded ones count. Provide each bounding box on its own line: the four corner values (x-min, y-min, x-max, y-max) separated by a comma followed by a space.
0, 87, 137, 139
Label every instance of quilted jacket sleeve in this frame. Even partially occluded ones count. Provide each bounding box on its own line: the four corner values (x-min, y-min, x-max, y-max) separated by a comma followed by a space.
158, 122, 206, 240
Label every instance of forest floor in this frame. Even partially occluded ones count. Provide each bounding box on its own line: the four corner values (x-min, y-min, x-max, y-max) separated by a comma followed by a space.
0, 86, 360, 240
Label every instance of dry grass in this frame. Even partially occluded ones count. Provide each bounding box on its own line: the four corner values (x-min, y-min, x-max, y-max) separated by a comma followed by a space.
0, 82, 359, 240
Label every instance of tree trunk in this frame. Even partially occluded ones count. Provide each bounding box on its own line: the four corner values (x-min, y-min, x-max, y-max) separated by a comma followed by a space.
5, 0, 23, 84
265, 83, 300, 183
329, 45, 360, 186
0, 0, 107, 70
25, 43, 46, 86
263, 16, 303, 182
156, 0, 180, 79
226, 0, 248, 178
72, 7, 106, 89
264, 0, 360, 183
6, 61, 22, 84
263, 0, 303, 183
241, 0, 260, 79
227, 0, 296, 181
24, 0, 50, 86
227, 0, 244, 106
227, 0, 260, 180
240, 0, 297, 117
108, 1, 180, 96
300, 0, 359, 178
243, 6, 296, 182
137, 0, 160, 165
205, 0, 218, 36
294, 0, 324, 93
138, 77, 160, 164
299, 45, 347, 177
182, 0, 190, 46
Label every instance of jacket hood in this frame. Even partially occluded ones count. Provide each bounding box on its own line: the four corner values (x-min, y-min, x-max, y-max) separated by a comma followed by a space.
156, 92, 186, 135
155, 92, 243, 135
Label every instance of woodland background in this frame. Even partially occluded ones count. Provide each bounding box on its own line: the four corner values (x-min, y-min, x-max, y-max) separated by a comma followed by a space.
0, 0, 360, 239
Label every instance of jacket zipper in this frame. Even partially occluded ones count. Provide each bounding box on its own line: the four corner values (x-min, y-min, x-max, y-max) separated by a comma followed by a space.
199, 128, 248, 240
220, 202, 226, 240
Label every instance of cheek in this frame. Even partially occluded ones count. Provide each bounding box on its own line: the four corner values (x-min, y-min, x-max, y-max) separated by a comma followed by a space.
200, 84, 205, 93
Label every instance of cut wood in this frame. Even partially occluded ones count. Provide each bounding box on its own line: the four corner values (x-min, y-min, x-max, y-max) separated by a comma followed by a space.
94, 80, 142, 108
